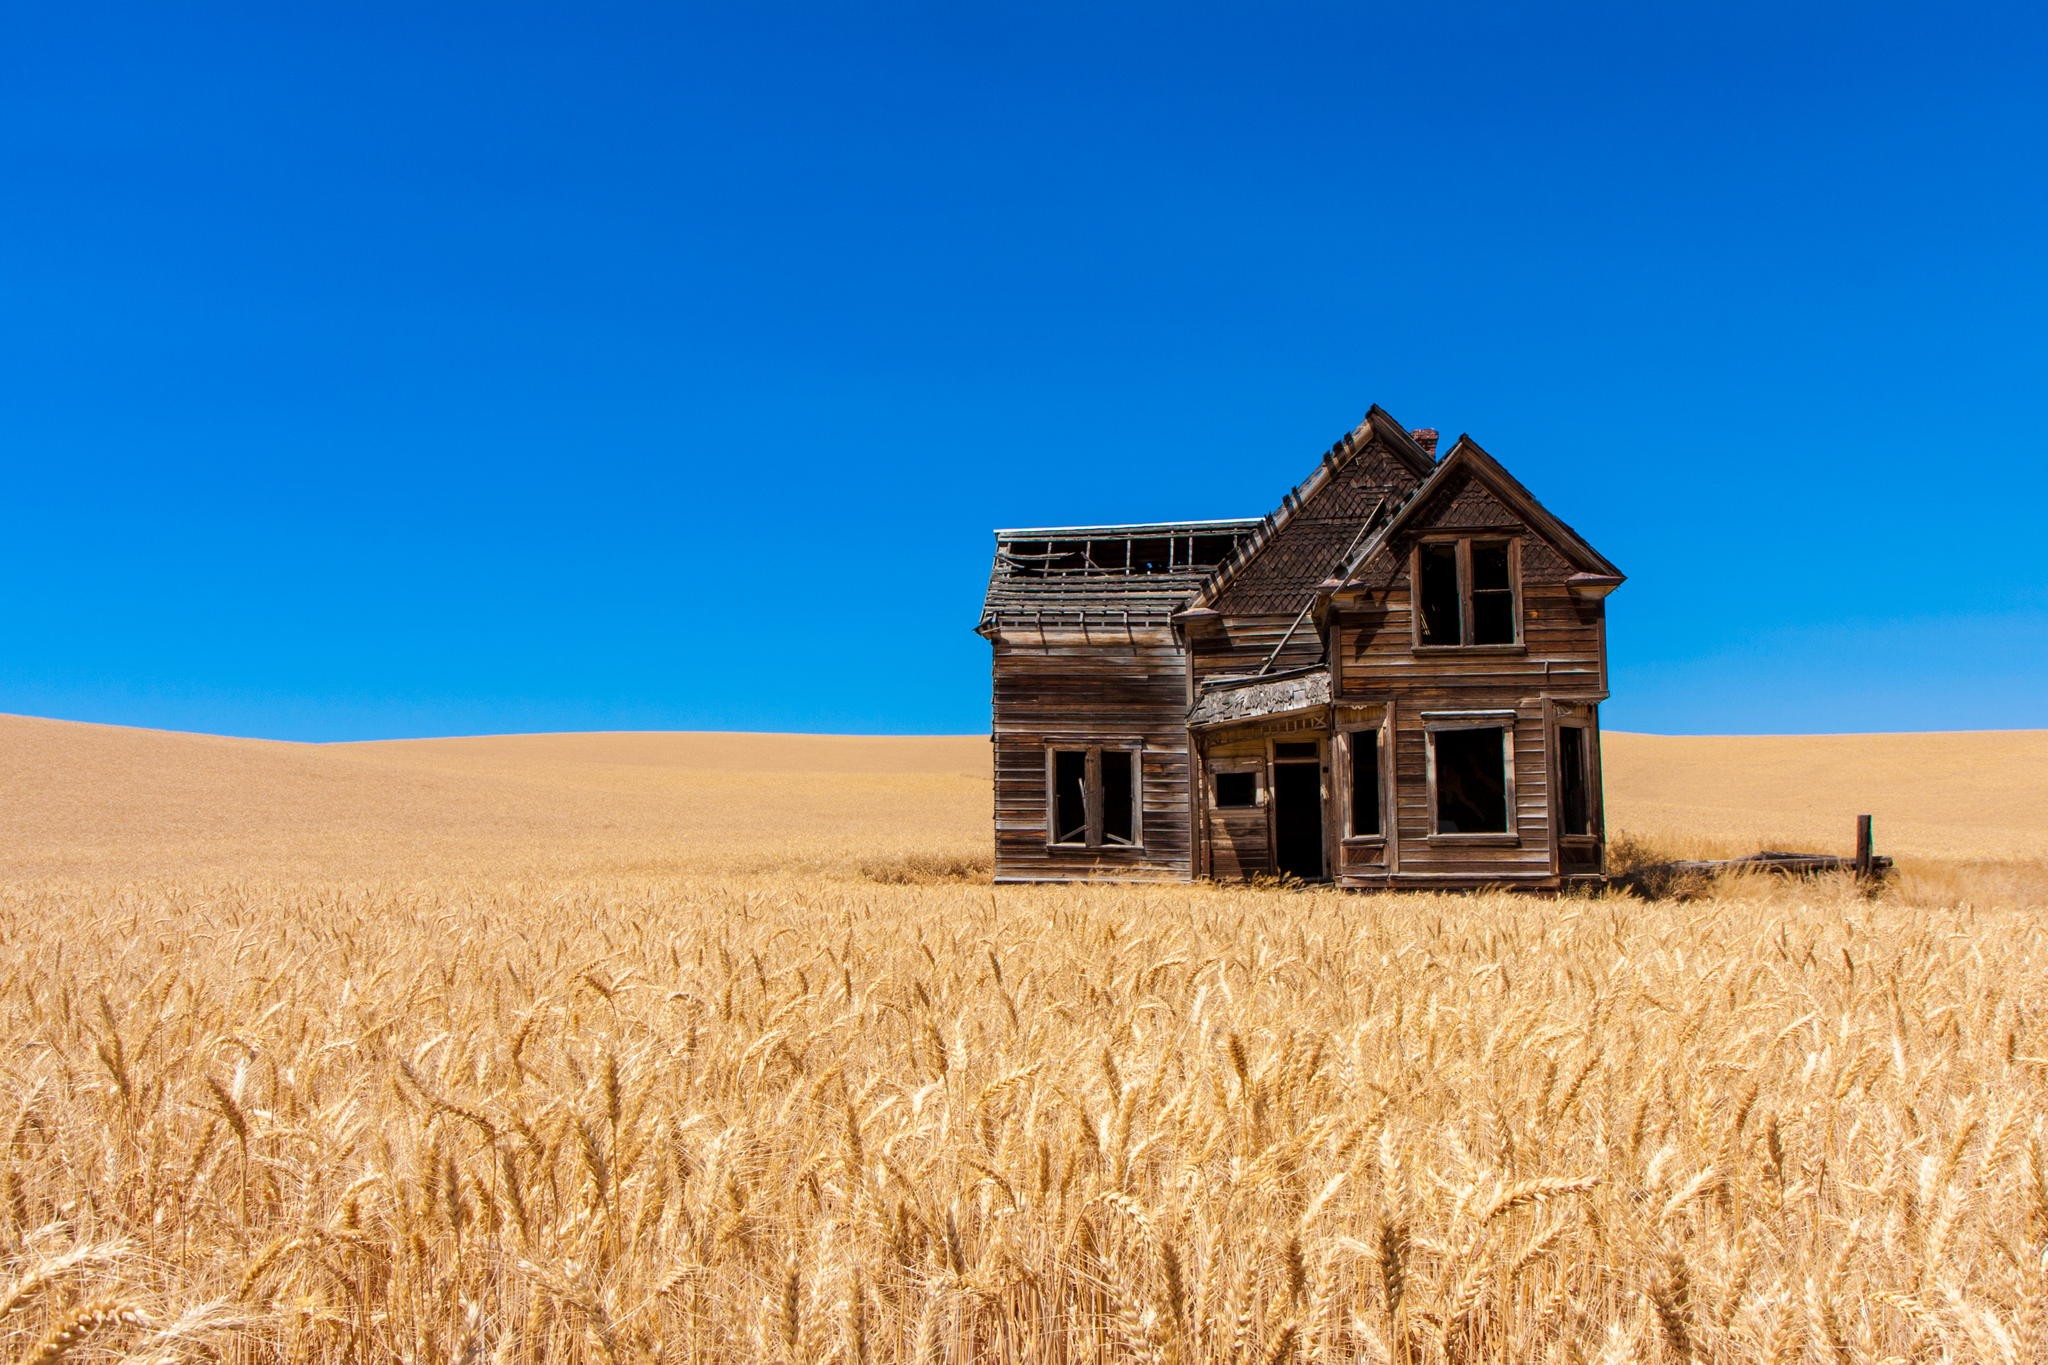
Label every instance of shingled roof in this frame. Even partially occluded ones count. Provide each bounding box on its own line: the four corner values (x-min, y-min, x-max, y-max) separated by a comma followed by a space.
1191, 407, 1435, 617
977, 405, 1440, 634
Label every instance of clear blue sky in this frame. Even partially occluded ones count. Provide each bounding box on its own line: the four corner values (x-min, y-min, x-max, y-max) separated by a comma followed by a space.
4, 2, 2043, 740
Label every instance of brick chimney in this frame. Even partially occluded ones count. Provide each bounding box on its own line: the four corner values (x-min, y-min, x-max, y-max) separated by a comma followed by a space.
1410, 428, 1439, 459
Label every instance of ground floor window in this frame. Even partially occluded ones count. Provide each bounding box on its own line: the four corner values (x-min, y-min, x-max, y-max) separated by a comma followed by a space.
1557, 723, 1593, 836
1047, 745, 1140, 847
1347, 729, 1382, 836
1213, 770, 1258, 808
1430, 723, 1512, 834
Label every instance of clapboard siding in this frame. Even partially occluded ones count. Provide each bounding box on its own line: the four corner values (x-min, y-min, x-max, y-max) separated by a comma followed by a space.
1208, 809, 1271, 879
1331, 491, 1609, 885
1189, 614, 1324, 681
990, 632, 1192, 882
979, 410, 1621, 890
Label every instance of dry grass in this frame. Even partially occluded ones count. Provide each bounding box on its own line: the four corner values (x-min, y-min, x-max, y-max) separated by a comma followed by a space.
0, 713, 2044, 1361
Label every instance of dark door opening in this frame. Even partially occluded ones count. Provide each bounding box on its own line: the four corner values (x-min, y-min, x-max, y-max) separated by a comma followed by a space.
1272, 762, 1325, 880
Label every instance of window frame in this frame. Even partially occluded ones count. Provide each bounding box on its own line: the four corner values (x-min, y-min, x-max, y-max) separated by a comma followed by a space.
1043, 741, 1145, 849
1338, 711, 1389, 844
1411, 535, 1524, 652
1211, 768, 1261, 810
1555, 720, 1594, 838
1422, 711, 1519, 844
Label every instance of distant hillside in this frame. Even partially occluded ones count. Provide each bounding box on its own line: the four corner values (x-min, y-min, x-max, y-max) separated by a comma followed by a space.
0, 713, 2037, 880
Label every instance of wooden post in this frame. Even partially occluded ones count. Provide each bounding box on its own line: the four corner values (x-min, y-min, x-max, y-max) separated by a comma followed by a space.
1854, 815, 1874, 879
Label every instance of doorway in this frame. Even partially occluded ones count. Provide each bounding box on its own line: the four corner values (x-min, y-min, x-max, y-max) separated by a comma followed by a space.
1271, 760, 1325, 880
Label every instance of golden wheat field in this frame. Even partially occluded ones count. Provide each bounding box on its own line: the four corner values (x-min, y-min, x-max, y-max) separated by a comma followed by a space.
1, 713, 2045, 1363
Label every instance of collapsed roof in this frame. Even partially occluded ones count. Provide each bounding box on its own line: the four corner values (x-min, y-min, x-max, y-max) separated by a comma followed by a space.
977, 519, 1261, 631
976, 405, 1621, 637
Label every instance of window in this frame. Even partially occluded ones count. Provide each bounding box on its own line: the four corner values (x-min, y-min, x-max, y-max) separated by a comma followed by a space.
1348, 729, 1382, 837
1052, 750, 1088, 843
1416, 538, 1519, 646
1001, 531, 1250, 578
1273, 741, 1318, 759
1430, 724, 1512, 834
1213, 771, 1258, 808
1557, 724, 1592, 836
1101, 751, 1135, 844
1046, 745, 1141, 847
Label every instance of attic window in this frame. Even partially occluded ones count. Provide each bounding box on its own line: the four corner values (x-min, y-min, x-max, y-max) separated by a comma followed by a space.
1130, 538, 1173, 573
1417, 538, 1520, 647
1087, 539, 1128, 572
1004, 529, 1249, 578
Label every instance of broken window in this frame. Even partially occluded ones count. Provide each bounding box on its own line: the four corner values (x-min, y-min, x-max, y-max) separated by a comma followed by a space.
1470, 540, 1515, 643
1418, 543, 1461, 644
1432, 725, 1510, 834
1047, 745, 1141, 847
1051, 749, 1089, 844
1085, 539, 1126, 572
1349, 730, 1382, 837
1557, 724, 1592, 836
1416, 538, 1520, 646
1129, 537, 1173, 573
1100, 751, 1135, 845
1273, 741, 1318, 760
1213, 771, 1257, 809
1191, 534, 1238, 566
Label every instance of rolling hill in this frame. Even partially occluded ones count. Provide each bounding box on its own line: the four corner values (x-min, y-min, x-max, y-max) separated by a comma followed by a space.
0, 712, 2038, 881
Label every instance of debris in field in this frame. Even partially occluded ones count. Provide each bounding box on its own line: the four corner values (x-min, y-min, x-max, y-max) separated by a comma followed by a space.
1613, 816, 1893, 898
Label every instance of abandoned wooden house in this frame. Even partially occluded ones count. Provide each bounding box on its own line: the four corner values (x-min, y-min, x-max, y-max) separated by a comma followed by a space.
976, 406, 1624, 890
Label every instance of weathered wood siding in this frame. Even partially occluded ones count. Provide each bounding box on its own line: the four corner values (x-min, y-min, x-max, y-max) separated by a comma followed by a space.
1334, 465, 1608, 886
990, 630, 1193, 882
1188, 615, 1323, 682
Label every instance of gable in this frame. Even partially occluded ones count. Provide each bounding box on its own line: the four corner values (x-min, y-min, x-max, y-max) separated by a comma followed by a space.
1333, 436, 1622, 596
1395, 466, 1578, 582
1405, 464, 1520, 531
1206, 433, 1429, 616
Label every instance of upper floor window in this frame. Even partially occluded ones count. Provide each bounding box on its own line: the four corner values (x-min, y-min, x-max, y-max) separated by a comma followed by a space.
1416, 537, 1519, 646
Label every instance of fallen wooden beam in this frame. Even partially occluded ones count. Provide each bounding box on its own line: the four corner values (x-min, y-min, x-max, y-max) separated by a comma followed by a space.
1614, 816, 1894, 896
1648, 852, 1895, 878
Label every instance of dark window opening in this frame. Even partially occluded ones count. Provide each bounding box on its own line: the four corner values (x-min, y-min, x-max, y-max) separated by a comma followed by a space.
1470, 540, 1515, 644
1273, 741, 1318, 759
1048, 746, 1140, 847
1052, 749, 1089, 844
1349, 731, 1381, 837
1434, 727, 1509, 834
1044, 541, 1087, 571
1213, 771, 1257, 809
1417, 538, 1519, 646
1418, 543, 1461, 644
1191, 534, 1238, 566
1129, 537, 1172, 573
1086, 539, 1127, 572
1558, 726, 1592, 836
1100, 751, 1135, 845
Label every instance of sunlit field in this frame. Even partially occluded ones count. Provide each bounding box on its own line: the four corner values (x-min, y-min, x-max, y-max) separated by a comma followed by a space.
1, 714, 2044, 1362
